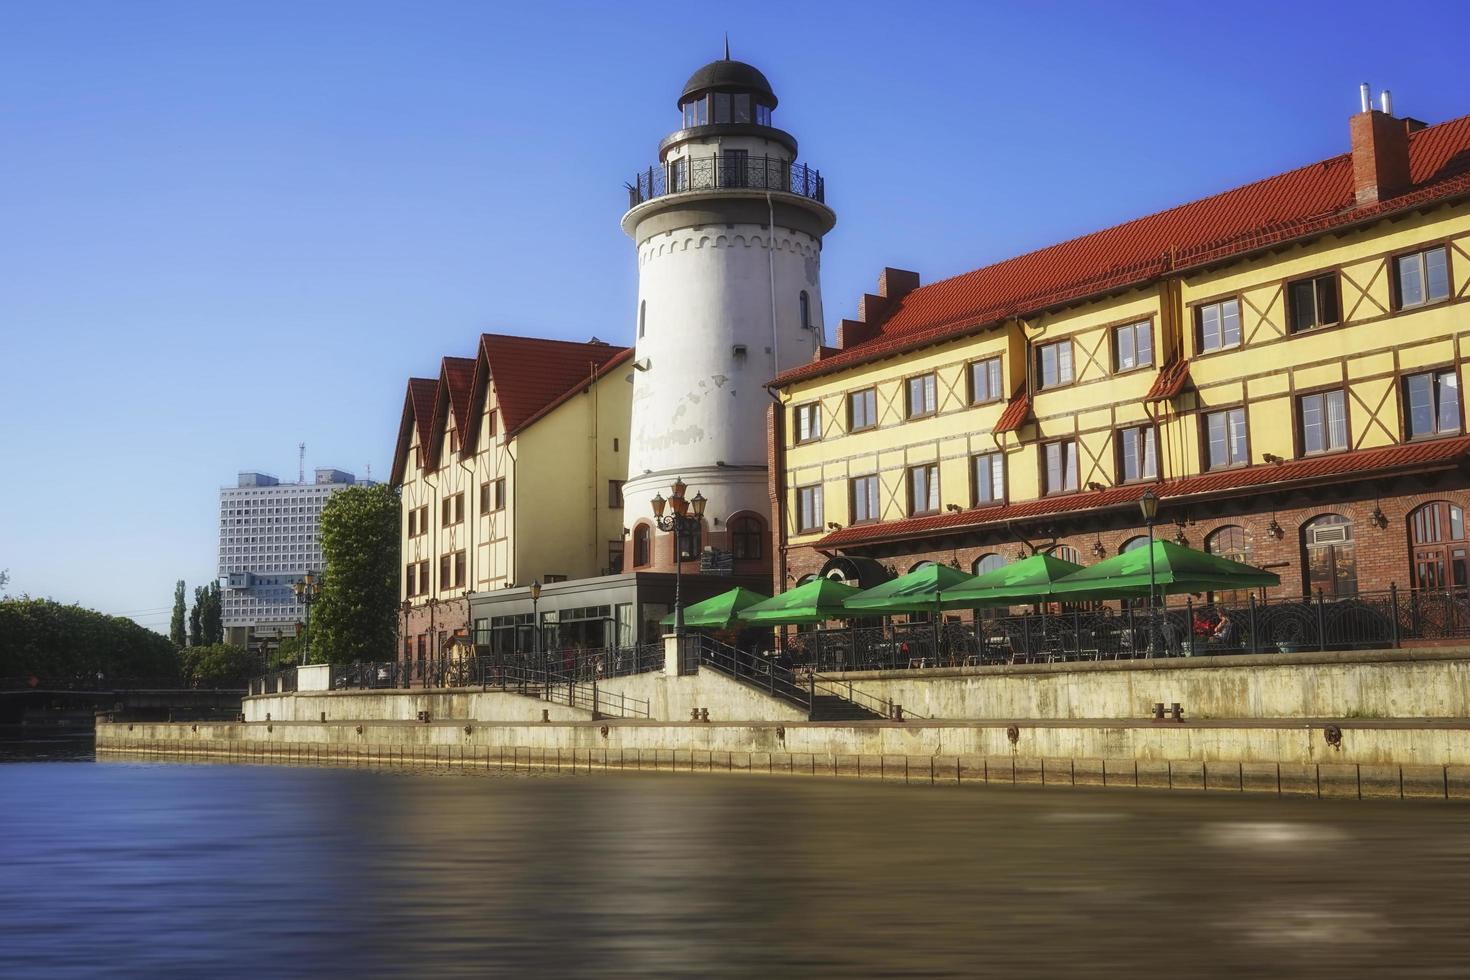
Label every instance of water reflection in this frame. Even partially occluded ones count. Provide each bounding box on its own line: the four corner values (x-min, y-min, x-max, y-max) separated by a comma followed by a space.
1, 756, 1467, 978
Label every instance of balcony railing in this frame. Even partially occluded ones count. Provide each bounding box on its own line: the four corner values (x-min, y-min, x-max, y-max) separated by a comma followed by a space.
627, 156, 824, 209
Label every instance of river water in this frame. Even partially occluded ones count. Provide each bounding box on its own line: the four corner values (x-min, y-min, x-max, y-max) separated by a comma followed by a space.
2, 737, 1468, 978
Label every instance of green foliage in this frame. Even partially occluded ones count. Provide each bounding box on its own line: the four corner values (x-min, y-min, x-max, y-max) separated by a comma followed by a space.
0, 598, 182, 685
179, 642, 257, 689
189, 587, 204, 647
169, 580, 187, 649
271, 634, 303, 670
310, 483, 400, 664
188, 582, 222, 646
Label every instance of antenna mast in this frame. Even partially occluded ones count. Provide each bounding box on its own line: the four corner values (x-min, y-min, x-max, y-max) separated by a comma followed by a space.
298, 442, 306, 483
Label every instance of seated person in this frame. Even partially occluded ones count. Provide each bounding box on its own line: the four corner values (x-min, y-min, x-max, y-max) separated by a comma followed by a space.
1211, 612, 1236, 646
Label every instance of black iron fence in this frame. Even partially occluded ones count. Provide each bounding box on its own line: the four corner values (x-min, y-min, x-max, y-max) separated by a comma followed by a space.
783, 586, 1470, 672
627, 156, 824, 208
248, 669, 298, 696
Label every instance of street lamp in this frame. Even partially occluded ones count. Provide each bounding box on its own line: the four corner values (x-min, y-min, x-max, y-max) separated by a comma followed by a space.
650, 479, 707, 636
529, 579, 542, 669
291, 570, 321, 666
1138, 490, 1160, 655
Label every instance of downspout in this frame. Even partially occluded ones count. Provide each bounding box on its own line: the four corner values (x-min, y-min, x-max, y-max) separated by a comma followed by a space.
767, 192, 780, 374
766, 383, 788, 596
589, 360, 599, 573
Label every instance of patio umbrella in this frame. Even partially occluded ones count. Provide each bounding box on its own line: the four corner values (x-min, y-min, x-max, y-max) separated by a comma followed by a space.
659, 587, 769, 629
938, 552, 1086, 606
737, 577, 863, 626
845, 563, 978, 615
1047, 539, 1279, 599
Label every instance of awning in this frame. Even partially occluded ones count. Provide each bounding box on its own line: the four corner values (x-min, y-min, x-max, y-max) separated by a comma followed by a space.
738, 578, 863, 626
845, 562, 976, 615
939, 552, 1086, 606
659, 587, 769, 629
1047, 539, 1279, 598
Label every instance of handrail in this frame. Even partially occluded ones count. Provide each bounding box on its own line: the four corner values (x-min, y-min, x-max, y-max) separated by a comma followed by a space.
627, 156, 824, 208
808, 672, 927, 721
694, 635, 813, 713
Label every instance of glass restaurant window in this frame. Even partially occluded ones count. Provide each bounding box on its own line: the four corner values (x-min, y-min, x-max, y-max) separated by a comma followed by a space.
973, 553, 1006, 575
1410, 501, 1468, 590
1288, 273, 1341, 332
1206, 525, 1254, 605
1394, 246, 1450, 309
1403, 370, 1461, 439
1195, 298, 1242, 353
1303, 514, 1357, 598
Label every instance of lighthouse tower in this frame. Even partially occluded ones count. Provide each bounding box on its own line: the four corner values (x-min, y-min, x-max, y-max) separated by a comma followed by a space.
621, 53, 836, 574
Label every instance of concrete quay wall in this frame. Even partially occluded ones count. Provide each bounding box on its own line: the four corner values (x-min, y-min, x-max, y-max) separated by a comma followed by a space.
97, 716, 1470, 800
829, 648, 1470, 722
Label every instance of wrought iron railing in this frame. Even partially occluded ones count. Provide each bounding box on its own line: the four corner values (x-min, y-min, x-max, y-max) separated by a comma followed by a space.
627, 156, 824, 208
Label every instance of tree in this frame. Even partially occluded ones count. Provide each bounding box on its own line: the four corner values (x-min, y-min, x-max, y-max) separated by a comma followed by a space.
201, 580, 223, 645
0, 597, 182, 686
189, 586, 204, 646
169, 580, 187, 648
309, 483, 400, 664
271, 634, 304, 670
179, 642, 256, 689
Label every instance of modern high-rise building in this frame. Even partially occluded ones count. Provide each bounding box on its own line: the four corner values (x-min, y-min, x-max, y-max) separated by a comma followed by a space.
218, 468, 362, 647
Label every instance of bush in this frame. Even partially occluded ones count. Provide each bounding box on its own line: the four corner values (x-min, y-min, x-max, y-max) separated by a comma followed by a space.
180, 642, 259, 689
0, 598, 182, 686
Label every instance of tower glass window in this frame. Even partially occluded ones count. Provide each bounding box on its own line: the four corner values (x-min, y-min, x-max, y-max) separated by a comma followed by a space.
730, 516, 763, 560
799, 291, 812, 332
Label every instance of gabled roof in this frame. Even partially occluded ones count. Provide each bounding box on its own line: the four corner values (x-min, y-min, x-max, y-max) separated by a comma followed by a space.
776, 112, 1470, 387
463, 334, 630, 454
389, 378, 440, 486
422, 356, 478, 472
815, 435, 1470, 550
1145, 357, 1192, 402
992, 388, 1031, 434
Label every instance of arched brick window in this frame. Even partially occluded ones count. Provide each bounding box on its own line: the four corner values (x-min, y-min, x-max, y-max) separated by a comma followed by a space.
729, 514, 764, 560
1302, 514, 1356, 597
632, 524, 651, 568
1410, 501, 1468, 590
1206, 525, 1253, 604
971, 553, 1005, 575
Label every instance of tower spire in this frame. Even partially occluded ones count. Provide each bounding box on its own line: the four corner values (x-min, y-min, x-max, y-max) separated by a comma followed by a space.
723, 33, 729, 60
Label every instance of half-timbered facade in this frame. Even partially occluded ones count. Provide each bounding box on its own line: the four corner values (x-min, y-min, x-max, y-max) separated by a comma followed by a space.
772, 97, 1470, 605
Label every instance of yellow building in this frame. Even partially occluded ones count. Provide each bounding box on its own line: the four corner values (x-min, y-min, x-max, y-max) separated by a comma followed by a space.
773, 97, 1470, 604
390, 334, 632, 665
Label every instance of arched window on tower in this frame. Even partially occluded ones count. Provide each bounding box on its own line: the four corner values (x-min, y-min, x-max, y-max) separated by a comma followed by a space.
638, 300, 646, 339
729, 515, 764, 560
799, 291, 812, 332
632, 525, 651, 568
1302, 514, 1357, 597
1410, 501, 1468, 590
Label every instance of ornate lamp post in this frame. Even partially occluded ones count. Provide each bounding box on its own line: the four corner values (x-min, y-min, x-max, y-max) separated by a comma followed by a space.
1139, 490, 1160, 655
291, 570, 321, 666
650, 478, 707, 636
529, 579, 542, 669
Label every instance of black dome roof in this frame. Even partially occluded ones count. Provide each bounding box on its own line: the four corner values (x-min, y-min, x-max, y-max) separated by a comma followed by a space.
679, 59, 777, 109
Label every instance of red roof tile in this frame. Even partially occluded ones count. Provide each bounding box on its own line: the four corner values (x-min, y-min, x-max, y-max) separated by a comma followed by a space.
467, 334, 629, 440
993, 388, 1031, 433
1144, 357, 1191, 402
389, 378, 441, 485
816, 436, 1470, 549
777, 113, 1470, 386
508, 347, 634, 437
440, 356, 476, 434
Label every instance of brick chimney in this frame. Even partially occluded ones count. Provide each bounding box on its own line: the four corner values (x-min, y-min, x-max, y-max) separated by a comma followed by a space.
835, 267, 920, 350
1351, 84, 1412, 206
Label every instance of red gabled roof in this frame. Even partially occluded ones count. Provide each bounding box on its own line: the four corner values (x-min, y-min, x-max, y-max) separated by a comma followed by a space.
441, 356, 476, 434
389, 377, 441, 486
1145, 357, 1192, 402
816, 436, 1470, 549
508, 346, 635, 437
993, 388, 1032, 433
777, 113, 1470, 387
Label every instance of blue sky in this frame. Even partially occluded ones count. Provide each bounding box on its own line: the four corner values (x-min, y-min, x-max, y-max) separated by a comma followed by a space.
3, 0, 1467, 632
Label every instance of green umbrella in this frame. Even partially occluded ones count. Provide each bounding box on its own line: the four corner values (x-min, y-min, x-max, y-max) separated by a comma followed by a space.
1047, 539, 1279, 598
738, 577, 863, 626
659, 587, 769, 629
938, 552, 1086, 606
845, 563, 978, 615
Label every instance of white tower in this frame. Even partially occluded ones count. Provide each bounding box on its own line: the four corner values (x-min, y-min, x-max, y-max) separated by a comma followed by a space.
621, 53, 836, 573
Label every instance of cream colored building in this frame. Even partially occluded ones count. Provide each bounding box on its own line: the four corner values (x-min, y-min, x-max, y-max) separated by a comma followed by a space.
390, 334, 632, 664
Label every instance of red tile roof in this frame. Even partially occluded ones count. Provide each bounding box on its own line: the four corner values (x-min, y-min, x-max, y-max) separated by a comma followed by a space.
993, 388, 1031, 433
1145, 357, 1192, 402
389, 378, 441, 485
508, 346, 635, 437
467, 334, 629, 442
815, 436, 1470, 549
777, 113, 1470, 387
440, 356, 476, 434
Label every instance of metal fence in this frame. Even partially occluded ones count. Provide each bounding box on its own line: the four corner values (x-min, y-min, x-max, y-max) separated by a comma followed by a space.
628, 156, 824, 208
782, 586, 1470, 671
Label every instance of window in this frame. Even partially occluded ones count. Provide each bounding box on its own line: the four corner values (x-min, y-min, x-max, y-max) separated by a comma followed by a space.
796, 485, 824, 532
405, 560, 429, 598
673, 522, 700, 562
1410, 502, 1468, 590
1394, 245, 1450, 309
756, 103, 773, 126
971, 452, 1004, 505
490, 478, 506, 511
608, 480, 625, 509
906, 374, 937, 418
1205, 526, 1253, 603
1042, 440, 1078, 495
848, 388, 877, 431
448, 427, 461, 453
730, 516, 763, 560
794, 403, 821, 443
1117, 425, 1158, 482
1403, 370, 1461, 439
721, 147, 747, 187
1053, 545, 1082, 565
439, 550, 467, 590
479, 483, 491, 514
1288, 273, 1341, 332
907, 465, 940, 516
441, 493, 464, 527
632, 525, 651, 567
669, 157, 688, 192
1203, 408, 1248, 469
799, 291, 812, 332
1195, 297, 1242, 353
732, 92, 752, 124
1303, 514, 1357, 597
969, 357, 1003, 404
1113, 321, 1153, 372
972, 554, 1006, 575
712, 91, 732, 124
1036, 340, 1074, 388
407, 506, 427, 538
608, 539, 625, 573
487, 411, 497, 440
638, 300, 646, 339
1298, 389, 1348, 454
850, 474, 880, 523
